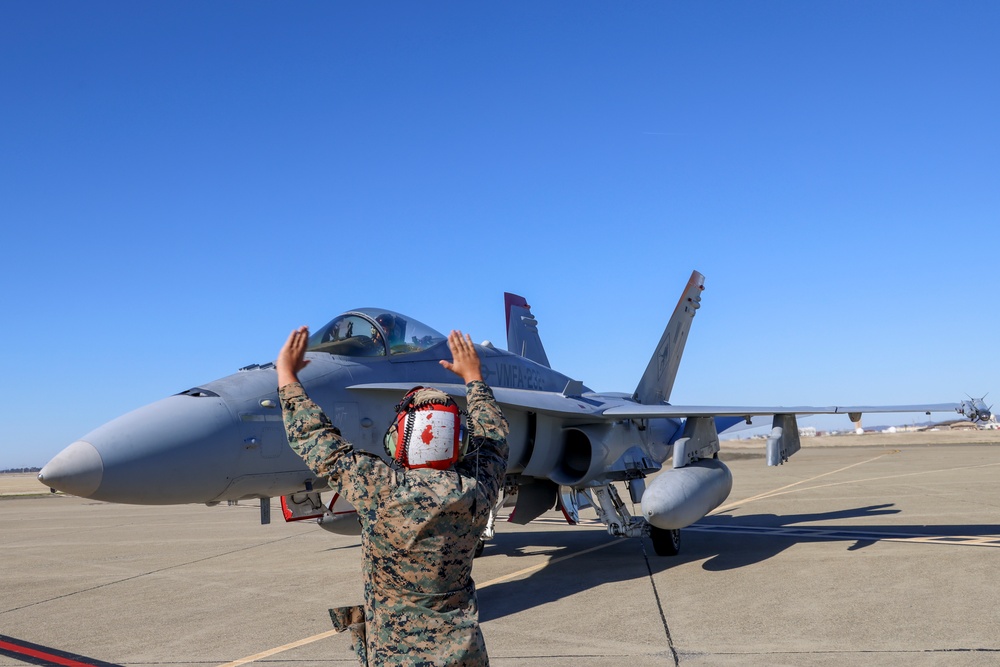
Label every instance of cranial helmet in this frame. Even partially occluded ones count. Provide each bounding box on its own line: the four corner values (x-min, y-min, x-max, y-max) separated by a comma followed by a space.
384, 386, 469, 469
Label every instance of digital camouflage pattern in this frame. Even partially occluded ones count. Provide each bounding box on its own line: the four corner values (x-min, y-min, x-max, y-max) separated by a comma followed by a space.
280, 379, 509, 667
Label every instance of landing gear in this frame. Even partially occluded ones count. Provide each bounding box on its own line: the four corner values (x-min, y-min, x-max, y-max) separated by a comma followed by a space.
589, 484, 646, 538
474, 487, 507, 558
650, 526, 681, 557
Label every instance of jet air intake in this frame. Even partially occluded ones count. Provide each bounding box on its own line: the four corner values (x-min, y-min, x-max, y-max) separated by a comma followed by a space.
549, 424, 632, 487
556, 428, 593, 486
517, 417, 618, 488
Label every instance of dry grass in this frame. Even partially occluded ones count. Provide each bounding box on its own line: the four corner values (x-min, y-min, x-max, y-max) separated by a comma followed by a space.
0, 472, 56, 497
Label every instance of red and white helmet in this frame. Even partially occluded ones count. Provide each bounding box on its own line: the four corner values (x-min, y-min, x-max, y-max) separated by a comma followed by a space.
383, 386, 468, 470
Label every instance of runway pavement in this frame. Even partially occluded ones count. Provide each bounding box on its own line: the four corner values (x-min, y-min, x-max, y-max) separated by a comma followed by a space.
2, 440, 999, 666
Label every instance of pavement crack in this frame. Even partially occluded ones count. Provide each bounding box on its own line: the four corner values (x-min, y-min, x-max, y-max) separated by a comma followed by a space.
640, 539, 679, 666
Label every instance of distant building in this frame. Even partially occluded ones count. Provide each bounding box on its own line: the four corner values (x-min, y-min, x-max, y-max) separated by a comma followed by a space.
949, 420, 979, 431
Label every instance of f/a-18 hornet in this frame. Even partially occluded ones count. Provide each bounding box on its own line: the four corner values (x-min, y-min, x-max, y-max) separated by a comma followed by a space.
39, 271, 991, 555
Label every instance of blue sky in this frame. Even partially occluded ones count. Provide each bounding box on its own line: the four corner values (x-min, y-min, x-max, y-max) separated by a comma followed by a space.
2, 2, 997, 469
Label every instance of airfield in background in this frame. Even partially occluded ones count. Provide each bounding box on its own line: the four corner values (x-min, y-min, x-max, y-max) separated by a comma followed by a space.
723, 426, 1000, 449
3, 435, 999, 666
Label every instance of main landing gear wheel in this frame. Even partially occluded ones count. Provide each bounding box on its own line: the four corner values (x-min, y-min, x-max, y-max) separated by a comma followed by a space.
650, 526, 681, 556
474, 539, 485, 558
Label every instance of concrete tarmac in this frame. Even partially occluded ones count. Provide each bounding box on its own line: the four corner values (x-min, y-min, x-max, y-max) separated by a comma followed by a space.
2, 439, 999, 666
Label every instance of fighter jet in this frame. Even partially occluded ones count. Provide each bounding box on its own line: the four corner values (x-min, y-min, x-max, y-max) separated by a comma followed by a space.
39, 271, 992, 556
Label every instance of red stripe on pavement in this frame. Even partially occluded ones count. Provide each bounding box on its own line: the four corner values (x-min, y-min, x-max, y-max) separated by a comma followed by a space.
0, 636, 121, 667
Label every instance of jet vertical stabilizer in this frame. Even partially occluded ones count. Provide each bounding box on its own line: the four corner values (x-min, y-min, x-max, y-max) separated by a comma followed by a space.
633, 270, 704, 405
505, 293, 550, 368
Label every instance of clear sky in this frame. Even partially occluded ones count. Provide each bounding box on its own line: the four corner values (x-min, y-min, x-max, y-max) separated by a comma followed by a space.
2, 2, 998, 469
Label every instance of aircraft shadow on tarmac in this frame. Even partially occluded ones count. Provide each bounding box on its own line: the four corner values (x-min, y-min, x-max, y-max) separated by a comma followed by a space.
692, 503, 1000, 571
478, 504, 1000, 622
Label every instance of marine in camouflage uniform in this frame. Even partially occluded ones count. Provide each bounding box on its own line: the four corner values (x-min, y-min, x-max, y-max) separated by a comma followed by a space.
277, 327, 509, 667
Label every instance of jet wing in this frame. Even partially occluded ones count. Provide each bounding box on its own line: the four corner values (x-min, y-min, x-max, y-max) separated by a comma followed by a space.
601, 402, 966, 419
349, 384, 983, 422
347, 383, 607, 416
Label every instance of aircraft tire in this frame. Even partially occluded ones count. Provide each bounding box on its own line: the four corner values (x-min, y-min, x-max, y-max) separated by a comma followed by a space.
474, 539, 485, 558
650, 526, 681, 556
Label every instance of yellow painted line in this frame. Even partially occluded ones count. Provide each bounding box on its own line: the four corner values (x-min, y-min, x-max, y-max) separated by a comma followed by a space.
786, 459, 1000, 494
217, 538, 620, 666
701, 454, 1000, 551
219, 452, 1000, 665
715, 453, 1000, 515
713, 450, 898, 513
475, 539, 620, 589
217, 629, 340, 667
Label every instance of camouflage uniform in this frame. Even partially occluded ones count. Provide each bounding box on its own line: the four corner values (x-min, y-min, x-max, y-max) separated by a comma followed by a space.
279, 380, 509, 667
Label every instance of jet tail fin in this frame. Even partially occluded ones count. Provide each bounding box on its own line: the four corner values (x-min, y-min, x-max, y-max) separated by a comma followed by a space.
505, 293, 550, 368
633, 271, 705, 405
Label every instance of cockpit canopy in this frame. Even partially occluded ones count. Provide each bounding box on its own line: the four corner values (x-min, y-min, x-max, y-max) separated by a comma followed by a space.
307, 308, 447, 357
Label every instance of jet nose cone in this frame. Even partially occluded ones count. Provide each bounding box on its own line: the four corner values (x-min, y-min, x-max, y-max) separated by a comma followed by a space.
38, 440, 104, 498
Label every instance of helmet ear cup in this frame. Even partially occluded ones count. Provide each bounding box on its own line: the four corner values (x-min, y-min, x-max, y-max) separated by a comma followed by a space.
383, 421, 398, 460
458, 414, 471, 459
384, 387, 423, 464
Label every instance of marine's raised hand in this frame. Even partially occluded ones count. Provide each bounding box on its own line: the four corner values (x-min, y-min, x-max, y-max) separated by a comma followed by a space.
440, 330, 483, 384
277, 326, 311, 388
